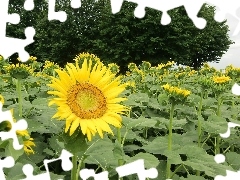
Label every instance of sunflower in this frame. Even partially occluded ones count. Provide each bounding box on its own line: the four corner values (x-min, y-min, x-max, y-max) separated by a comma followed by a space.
212, 75, 231, 84
47, 59, 129, 141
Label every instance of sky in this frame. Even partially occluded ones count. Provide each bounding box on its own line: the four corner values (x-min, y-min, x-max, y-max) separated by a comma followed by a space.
209, 13, 240, 70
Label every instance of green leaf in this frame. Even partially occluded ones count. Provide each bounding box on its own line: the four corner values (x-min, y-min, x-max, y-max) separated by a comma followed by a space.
202, 114, 227, 134
142, 135, 181, 155
5, 162, 26, 180
5, 139, 24, 161
225, 152, 240, 170
113, 140, 124, 160
123, 116, 157, 129
158, 93, 169, 106
85, 137, 118, 169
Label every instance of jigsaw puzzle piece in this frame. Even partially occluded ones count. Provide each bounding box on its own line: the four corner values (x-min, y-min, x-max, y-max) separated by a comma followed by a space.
0, 103, 28, 150
21, 149, 73, 180
0, 156, 15, 180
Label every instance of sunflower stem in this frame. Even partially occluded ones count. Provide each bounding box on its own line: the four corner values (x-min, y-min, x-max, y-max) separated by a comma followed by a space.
16, 78, 23, 117
215, 96, 222, 154
71, 154, 78, 180
117, 128, 124, 180
166, 103, 175, 179
76, 155, 85, 179
196, 92, 203, 176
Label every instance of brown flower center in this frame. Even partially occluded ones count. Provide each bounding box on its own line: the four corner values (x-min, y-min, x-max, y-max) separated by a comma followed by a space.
67, 83, 107, 119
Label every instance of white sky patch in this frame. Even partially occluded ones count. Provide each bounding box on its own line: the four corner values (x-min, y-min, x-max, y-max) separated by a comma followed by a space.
210, 13, 240, 69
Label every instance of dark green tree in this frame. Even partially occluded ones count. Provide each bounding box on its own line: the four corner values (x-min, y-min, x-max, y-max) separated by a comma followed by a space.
94, 1, 233, 71
6, 0, 233, 72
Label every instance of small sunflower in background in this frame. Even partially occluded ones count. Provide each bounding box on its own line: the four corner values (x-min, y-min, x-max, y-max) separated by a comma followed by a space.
212, 75, 231, 84
108, 63, 120, 74
48, 58, 129, 141
162, 83, 191, 104
4, 63, 33, 79
211, 75, 231, 96
73, 52, 103, 70
42, 60, 61, 76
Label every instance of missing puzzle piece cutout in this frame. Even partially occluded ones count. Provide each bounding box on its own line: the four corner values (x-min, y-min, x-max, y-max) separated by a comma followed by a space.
21, 149, 73, 180
0, 156, 15, 180
214, 153, 240, 180
213, 102, 240, 180
0, 102, 28, 150
110, 0, 206, 29
0, 27, 35, 63
0, 0, 36, 62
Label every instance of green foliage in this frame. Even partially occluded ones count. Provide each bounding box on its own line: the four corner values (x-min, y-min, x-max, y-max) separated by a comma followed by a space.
1, 55, 240, 179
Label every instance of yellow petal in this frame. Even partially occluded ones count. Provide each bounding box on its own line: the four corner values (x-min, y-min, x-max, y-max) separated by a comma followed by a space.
69, 118, 80, 136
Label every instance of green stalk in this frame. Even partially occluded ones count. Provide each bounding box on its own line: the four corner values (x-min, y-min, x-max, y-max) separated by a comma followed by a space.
170, 164, 183, 179
117, 128, 124, 180
76, 155, 85, 178
215, 96, 222, 154
16, 78, 23, 117
197, 92, 203, 147
166, 103, 175, 179
196, 92, 203, 176
144, 127, 148, 139
71, 155, 78, 180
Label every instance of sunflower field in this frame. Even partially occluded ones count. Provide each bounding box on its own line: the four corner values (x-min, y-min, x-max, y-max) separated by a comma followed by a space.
0, 53, 240, 180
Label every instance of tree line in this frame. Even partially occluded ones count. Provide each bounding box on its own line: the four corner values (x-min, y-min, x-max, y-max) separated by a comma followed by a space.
7, 0, 234, 73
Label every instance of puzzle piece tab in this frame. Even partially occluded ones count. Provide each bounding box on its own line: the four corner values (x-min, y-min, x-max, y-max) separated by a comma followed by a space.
79, 169, 109, 180
24, 0, 35, 11
0, 102, 28, 150
116, 159, 158, 180
0, 156, 15, 180
0, 0, 36, 62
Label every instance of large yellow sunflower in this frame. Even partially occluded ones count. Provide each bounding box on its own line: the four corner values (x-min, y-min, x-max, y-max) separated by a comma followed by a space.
47, 59, 129, 141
